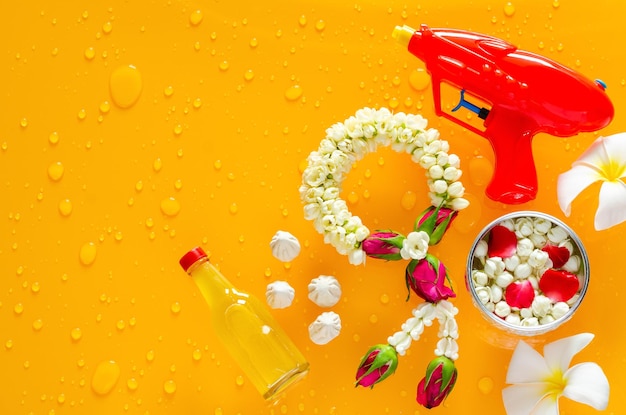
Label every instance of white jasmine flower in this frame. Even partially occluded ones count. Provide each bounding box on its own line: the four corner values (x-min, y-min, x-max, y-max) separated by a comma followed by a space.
563, 255, 581, 273
504, 254, 520, 272
547, 226, 569, 244
533, 217, 552, 235
516, 238, 535, 257
449, 197, 470, 210
505, 314, 521, 325
435, 337, 459, 360
514, 217, 534, 238
502, 333, 609, 415
520, 308, 533, 319
400, 231, 430, 260
431, 179, 448, 194
447, 153, 461, 168
443, 166, 461, 181
551, 302, 570, 320
558, 133, 626, 230
531, 295, 552, 318
472, 270, 489, 286
528, 249, 549, 269
429, 164, 444, 179
447, 181, 465, 198
475, 239, 489, 259
521, 317, 539, 327
528, 233, 547, 249
500, 219, 515, 231
495, 301, 511, 318
513, 263, 532, 279
419, 154, 437, 169
484, 257, 505, 278
476, 286, 492, 305
495, 271, 514, 288
490, 285, 503, 303
303, 164, 329, 187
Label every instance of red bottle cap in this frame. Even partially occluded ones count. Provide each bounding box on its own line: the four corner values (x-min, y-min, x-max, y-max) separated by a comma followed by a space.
179, 247, 208, 272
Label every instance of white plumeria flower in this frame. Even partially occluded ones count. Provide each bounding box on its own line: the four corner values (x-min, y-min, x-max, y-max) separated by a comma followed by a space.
557, 133, 626, 230
502, 333, 609, 415
400, 230, 430, 260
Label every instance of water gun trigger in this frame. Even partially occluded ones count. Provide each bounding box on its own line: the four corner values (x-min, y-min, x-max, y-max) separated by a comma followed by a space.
452, 90, 490, 120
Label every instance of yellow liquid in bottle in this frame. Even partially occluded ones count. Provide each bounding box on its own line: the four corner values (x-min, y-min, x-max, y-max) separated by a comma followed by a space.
191, 260, 309, 401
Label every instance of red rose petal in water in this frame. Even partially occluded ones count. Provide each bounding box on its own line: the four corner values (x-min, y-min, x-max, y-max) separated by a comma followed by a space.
504, 280, 535, 308
539, 269, 580, 303
487, 225, 517, 259
542, 244, 570, 269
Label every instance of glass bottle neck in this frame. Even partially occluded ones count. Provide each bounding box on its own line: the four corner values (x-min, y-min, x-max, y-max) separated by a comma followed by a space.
187, 258, 235, 307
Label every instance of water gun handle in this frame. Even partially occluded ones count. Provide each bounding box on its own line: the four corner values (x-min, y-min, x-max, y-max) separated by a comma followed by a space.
483, 106, 538, 204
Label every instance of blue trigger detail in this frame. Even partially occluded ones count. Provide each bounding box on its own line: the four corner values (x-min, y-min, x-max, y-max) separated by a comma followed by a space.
452, 90, 490, 120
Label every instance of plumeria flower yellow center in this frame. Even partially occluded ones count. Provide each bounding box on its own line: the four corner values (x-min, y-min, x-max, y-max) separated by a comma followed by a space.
502, 333, 609, 415
557, 133, 626, 230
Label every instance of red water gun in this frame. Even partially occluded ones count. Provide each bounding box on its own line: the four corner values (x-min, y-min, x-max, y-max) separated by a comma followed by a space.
393, 24, 614, 204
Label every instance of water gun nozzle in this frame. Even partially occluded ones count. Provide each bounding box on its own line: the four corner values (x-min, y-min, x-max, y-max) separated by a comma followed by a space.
392, 25, 415, 48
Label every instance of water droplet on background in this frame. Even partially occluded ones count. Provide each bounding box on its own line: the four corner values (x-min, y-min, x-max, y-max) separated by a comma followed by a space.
189, 10, 203, 26
84, 47, 96, 60
163, 379, 177, 395
47, 162, 64, 181
503, 2, 516, 16
127, 377, 139, 391
102, 21, 113, 34
160, 197, 181, 217
58, 199, 73, 217
49, 132, 60, 145
71, 327, 82, 341
91, 360, 121, 395
478, 376, 494, 394
285, 85, 303, 101
468, 156, 493, 186
409, 68, 430, 91
79, 242, 97, 266
110, 65, 143, 109
400, 190, 417, 210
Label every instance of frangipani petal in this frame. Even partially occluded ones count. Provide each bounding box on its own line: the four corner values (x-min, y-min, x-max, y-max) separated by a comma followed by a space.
557, 164, 603, 217
543, 333, 593, 374
595, 132, 626, 168
595, 180, 626, 230
502, 384, 557, 415
558, 133, 626, 224
505, 340, 551, 384
563, 362, 610, 410
531, 394, 560, 415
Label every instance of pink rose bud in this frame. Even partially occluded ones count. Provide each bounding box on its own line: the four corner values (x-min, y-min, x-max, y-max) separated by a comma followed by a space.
417, 356, 457, 409
405, 255, 456, 303
416, 205, 458, 245
361, 231, 404, 261
355, 344, 399, 388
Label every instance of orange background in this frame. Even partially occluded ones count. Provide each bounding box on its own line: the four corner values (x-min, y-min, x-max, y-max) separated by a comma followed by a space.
2, 1, 625, 414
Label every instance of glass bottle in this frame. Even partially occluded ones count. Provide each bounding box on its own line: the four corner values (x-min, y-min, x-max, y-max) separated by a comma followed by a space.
179, 247, 309, 401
